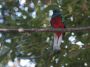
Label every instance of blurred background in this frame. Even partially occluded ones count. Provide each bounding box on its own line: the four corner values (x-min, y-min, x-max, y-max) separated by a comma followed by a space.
0, 0, 90, 67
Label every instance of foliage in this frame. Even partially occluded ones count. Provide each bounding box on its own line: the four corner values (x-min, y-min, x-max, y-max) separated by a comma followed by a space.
0, 0, 90, 67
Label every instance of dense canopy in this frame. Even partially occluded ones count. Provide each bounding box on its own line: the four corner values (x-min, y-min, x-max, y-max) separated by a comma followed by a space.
0, 0, 90, 67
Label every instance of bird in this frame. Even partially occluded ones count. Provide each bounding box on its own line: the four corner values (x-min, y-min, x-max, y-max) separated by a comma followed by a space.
50, 9, 65, 52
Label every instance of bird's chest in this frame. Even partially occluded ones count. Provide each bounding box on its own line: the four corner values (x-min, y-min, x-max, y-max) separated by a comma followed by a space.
51, 18, 62, 28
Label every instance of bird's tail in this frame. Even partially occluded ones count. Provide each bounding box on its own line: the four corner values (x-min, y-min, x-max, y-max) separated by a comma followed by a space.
53, 34, 63, 51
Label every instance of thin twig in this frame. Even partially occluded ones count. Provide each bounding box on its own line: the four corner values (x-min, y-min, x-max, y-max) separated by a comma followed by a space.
0, 26, 90, 32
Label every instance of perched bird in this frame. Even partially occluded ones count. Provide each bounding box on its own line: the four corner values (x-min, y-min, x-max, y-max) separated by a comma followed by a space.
50, 9, 65, 51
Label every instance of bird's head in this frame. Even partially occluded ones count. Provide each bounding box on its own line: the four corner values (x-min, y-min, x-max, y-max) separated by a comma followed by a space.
52, 9, 61, 18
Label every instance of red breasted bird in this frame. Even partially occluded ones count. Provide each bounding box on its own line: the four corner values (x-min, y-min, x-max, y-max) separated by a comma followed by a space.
50, 9, 65, 51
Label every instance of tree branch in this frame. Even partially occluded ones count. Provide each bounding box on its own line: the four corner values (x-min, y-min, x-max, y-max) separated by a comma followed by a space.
0, 26, 90, 32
